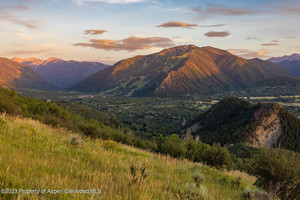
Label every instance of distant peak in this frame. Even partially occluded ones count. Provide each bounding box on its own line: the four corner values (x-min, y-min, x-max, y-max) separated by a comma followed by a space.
157, 44, 199, 56
12, 57, 23, 63
47, 57, 61, 61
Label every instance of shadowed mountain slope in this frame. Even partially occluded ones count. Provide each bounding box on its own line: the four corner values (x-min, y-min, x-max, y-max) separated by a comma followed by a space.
13, 57, 109, 88
0, 57, 53, 90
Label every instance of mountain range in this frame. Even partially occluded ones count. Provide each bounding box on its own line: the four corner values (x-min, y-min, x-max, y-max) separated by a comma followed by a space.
268, 53, 300, 76
12, 57, 109, 88
0, 57, 53, 90
73, 45, 288, 96
187, 97, 300, 152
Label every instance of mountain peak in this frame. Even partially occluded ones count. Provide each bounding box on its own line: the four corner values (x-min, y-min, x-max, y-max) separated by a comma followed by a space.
157, 44, 198, 56
47, 57, 60, 61
73, 45, 288, 96
268, 53, 300, 63
12, 57, 45, 67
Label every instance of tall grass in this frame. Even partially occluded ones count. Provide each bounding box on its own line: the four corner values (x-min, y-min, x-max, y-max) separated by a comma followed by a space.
0, 114, 256, 199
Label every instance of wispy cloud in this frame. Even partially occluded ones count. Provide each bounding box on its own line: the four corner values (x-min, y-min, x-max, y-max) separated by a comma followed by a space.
276, 1, 300, 13
193, 5, 259, 19
73, 0, 149, 5
84, 30, 107, 35
228, 49, 272, 58
74, 36, 175, 52
245, 37, 261, 41
156, 21, 198, 29
204, 31, 230, 37
8, 44, 56, 55
261, 43, 279, 46
199, 24, 225, 27
261, 40, 279, 46
0, 5, 40, 29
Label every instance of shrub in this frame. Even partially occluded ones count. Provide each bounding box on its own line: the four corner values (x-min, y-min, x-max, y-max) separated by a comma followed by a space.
253, 148, 300, 199
201, 144, 233, 169
157, 134, 187, 158
180, 183, 208, 200
241, 186, 278, 200
192, 172, 205, 186
70, 135, 84, 147
129, 164, 148, 186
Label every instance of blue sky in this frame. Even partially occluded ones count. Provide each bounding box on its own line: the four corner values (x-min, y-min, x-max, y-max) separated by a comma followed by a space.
0, 0, 299, 64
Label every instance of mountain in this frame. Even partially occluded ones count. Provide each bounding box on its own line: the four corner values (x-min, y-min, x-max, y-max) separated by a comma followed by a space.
268, 53, 300, 63
268, 54, 300, 76
13, 57, 109, 88
187, 97, 300, 152
73, 45, 288, 96
0, 57, 53, 89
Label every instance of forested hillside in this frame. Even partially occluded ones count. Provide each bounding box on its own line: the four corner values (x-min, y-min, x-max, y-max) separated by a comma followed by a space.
189, 97, 300, 152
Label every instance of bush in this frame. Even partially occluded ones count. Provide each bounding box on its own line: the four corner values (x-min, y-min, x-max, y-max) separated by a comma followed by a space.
201, 144, 233, 169
70, 135, 84, 147
192, 172, 205, 186
241, 186, 278, 200
253, 148, 300, 199
180, 183, 208, 200
157, 134, 187, 158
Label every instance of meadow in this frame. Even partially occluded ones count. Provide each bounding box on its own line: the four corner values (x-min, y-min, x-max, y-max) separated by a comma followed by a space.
0, 114, 256, 200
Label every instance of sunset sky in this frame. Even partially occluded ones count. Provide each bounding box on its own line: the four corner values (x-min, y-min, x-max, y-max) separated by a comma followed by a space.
1, 0, 300, 64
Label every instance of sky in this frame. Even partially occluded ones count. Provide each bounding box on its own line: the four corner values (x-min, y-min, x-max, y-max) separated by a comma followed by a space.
0, 0, 300, 64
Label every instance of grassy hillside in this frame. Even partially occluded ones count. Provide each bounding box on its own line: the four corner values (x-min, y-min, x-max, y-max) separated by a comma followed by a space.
0, 114, 257, 200
0, 88, 132, 143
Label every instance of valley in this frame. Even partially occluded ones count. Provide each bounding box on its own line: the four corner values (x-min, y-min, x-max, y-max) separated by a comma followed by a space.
0, 45, 299, 200
1, 0, 300, 198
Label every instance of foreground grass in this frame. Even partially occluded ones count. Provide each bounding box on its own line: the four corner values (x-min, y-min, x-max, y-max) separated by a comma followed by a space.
0, 114, 256, 199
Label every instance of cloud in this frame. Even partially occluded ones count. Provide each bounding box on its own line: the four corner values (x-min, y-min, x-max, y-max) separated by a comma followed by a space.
261, 43, 279, 46
276, 1, 300, 13
73, 0, 149, 5
0, 6, 40, 29
245, 37, 261, 41
84, 30, 107, 35
204, 31, 230, 37
228, 49, 271, 58
193, 5, 259, 19
285, 36, 297, 39
156, 21, 198, 29
74, 36, 175, 52
8, 44, 56, 55
199, 24, 225, 27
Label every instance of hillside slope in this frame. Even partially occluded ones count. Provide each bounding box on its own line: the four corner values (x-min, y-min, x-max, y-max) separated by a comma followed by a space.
268, 54, 300, 76
13, 57, 109, 88
0, 114, 256, 199
0, 57, 53, 90
187, 97, 300, 152
275, 60, 300, 76
73, 45, 288, 96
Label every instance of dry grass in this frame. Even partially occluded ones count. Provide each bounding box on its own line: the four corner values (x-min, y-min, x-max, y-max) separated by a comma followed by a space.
0, 114, 256, 199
